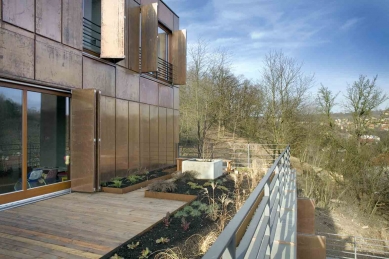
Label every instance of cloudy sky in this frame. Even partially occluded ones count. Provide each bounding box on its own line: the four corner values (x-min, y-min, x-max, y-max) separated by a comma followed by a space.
164, 0, 389, 111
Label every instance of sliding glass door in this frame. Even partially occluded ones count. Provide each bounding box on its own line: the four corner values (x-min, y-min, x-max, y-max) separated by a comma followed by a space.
0, 83, 71, 204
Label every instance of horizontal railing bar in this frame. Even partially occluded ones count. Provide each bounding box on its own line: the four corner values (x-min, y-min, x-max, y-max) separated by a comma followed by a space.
83, 17, 101, 28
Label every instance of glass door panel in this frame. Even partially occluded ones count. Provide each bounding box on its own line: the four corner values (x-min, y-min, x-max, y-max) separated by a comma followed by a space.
27, 92, 70, 189
0, 86, 23, 194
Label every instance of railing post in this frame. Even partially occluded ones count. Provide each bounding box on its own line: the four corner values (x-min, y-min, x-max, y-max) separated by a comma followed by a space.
264, 178, 271, 256
222, 235, 237, 259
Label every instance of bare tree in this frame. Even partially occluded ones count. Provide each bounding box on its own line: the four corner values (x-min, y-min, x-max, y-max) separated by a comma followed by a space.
317, 84, 339, 129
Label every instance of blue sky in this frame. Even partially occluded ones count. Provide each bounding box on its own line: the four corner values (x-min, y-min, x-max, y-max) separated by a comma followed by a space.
165, 0, 389, 111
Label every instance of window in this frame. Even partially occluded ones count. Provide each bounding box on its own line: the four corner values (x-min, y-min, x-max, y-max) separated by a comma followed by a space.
157, 25, 173, 83
83, 0, 101, 53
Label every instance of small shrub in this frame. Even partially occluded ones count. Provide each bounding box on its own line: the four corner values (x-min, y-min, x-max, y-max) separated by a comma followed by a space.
148, 180, 177, 192
139, 248, 151, 259
163, 212, 172, 227
191, 200, 202, 207
127, 175, 143, 184
111, 176, 123, 181
156, 237, 170, 244
109, 180, 123, 188
198, 203, 209, 212
127, 241, 139, 250
217, 185, 229, 192
183, 206, 193, 213
190, 209, 201, 217
187, 182, 203, 189
101, 181, 107, 187
181, 217, 190, 231
174, 210, 188, 218
175, 170, 199, 183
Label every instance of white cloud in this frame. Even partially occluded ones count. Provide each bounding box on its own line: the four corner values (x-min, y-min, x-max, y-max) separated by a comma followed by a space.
340, 18, 360, 31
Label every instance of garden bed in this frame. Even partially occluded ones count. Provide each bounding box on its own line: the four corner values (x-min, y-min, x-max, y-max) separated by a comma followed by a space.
102, 170, 259, 259
101, 170, 172, 194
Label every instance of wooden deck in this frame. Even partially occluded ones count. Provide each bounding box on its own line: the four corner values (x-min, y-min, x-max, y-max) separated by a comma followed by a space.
0, 189, 186, 259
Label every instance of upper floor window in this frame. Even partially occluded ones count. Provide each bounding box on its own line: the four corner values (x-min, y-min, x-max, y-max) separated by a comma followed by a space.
158, 26, 169, 62
83, 0, 101, 53
157, 25, 173, 83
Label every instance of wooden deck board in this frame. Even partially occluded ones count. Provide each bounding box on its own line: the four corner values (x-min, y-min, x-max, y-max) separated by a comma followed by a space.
0, 189, 186, 258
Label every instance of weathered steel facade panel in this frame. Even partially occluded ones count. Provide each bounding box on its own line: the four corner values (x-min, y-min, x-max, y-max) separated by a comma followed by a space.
35, 36, 82, 88
116, 66, 139, 101
100, 96, 116, 182
158, 1, 173, 31
166, 108, 174, 164
128, 101, 140, 171
83, 57, 116, 97
159, 84, 173, 108
62, 0, 83, 50
36, 0, 62, 42
172, 30, 187, 85
149, 105, 159, 168
141, 3, 158, 72
173, 86, 179, 110
128, 0, 140, 72
173, 110, 179, 159
140, 104, 150, 169
158, 107, 167, 166
116, 99, 129, 177
0, 25, 34, 79
2, 0, 35, 32
140, 76, 158, 105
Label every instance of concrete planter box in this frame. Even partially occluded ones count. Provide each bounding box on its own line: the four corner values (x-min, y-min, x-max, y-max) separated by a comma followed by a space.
182, 159, 223, 179
102, 174, 172, 194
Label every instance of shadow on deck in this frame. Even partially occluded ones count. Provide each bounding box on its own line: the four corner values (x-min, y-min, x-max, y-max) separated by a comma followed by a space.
0, 189, 186, 259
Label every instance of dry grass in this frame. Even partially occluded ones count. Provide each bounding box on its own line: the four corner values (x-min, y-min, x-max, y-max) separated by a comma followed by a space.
154, 248, 187, 259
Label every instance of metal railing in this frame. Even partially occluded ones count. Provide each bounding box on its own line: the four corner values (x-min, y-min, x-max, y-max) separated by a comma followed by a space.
83, 17, 101, 52
139, 48, 174, 84
320, 233, 389, 259
203, 146, 292, 259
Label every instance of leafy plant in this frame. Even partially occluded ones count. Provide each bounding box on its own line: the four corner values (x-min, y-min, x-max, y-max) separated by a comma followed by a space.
127, 241, 140, 250
163, 212, 172, 227
139, 248, 151, 259
217, 185, 229, 192
187, 181, 203, 189
156, 237, 170, 244
111, 254, 124, 259
181, 217, 190, 231
174, 210, 188, 218
127, 175, 143, 184
109, 180, 123, 188
190, 209, 202, 217
191, 200, 202, 207
101, 181, 107, 187
198, 203, 209, 212
148, 180, 177, 192
111, 176, 123, 181
183, 205, 193, 213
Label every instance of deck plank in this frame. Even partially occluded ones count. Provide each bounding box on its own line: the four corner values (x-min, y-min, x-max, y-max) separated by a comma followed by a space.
0, 189, 186, 258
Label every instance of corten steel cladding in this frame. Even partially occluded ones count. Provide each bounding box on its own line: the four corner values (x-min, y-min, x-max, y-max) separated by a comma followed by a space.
100, 96, 116, 182
141, 3, 158, 72
166, 109, 174, 164
140, 104, 150, 169
172, 30, 187, 85
150, 105, 159, 169
159, 107, 167, 166
62, 0, 83, 50
36, 0, 61, 42
70, 89, 97, 192
116, 66, 140, 101
128, 0, 140, 72
128, 101, 140, 171
116, 99, 129, 177
83, 57, 115, 97
158, 1, 174, 30
3, 0, 35, 32
101, 0, 125, 59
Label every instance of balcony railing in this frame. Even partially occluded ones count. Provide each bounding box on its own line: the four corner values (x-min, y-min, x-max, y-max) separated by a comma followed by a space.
203, 146, 297, 259
139, 48, 174, 84
83, 17, 101, 53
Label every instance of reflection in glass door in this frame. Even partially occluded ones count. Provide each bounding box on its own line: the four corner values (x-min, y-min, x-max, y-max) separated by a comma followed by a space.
0, 87, 23, 194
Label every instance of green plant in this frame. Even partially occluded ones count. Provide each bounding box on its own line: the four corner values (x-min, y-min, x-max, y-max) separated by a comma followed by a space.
183, 206, 193, 213
139, 248, 152, 259
198, 203, 209, 212
127, 241, 140, 250
163, 212, 172, 227
156, 237, 170, 244
217, 185, 229, 192
181, 217, 190, 231
174, 210, 188, 218
187, 181, 203, 189
111, 254, 124, 259
191, 200, 202, 207
127, 175, 143, 184
111, 176, 123, 181
190, 209, 202, 217
148, 180, 177, 192
109, 180, 123, 188
100, 181, 107, 187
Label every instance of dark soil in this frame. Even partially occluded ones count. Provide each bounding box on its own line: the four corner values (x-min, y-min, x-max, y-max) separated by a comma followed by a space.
102, 175, 251, 259
102, 171, 169, 189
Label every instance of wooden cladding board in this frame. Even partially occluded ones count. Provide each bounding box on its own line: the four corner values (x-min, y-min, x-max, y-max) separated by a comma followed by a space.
83, 57, 115, 97
35, 36, 82, 88
70, 89, 96, 192
128, 0, 140, 72
141, 3, 158, 72
116, 66, 139, 101
0, 24, 34, 79
101, 0, 125, 59
140, 77, 158, 105
158, 107, 167, 166
166, 109, 174, 164
62, 0, 83, 50
116, 99, 129, 177
149, 105, 159, 169
36, 0, 62, 42
159, 84, 173, 108
99, 96, 116, 182
140, 104, 150, 169
128, 101, 140, 170
2, 0, 35, 32
172, 30, 187, 85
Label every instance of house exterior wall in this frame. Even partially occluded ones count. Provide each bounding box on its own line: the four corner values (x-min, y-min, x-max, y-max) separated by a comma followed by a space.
0, 0, 183, 187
